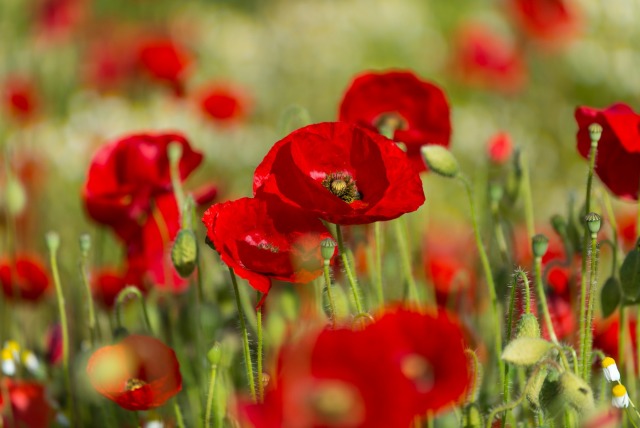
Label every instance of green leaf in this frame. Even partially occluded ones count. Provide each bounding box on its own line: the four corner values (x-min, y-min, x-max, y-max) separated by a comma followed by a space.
620, 239, 640, 302
502, 337, 554, 367
600, 276, 621, 318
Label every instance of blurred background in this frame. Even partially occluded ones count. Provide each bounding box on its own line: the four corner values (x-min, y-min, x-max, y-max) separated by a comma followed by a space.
1, 0, 639, 260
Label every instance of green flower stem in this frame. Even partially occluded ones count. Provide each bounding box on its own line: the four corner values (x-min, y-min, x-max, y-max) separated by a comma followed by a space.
552, 345, 572, 372
167, 142, 186, 220
563, 345, 579, 375
534, 257, 558, 343
257, 292, 264, 403
114, 286, 153, 333
393, 217, 420, 303
323, 261, 337, 328
581, 237, 599, 382
335, 225, 364, 314
458, 176, 504, 394
46, 232, 75, 426
374, 222, 384, 305
491, 205, 510, 264
506, 275, 517, 343
79, 235, 100, 347
228, 268, 257, 402
174, 400, 186, 428
578, 132, 599, 379
204, 363, 219, 427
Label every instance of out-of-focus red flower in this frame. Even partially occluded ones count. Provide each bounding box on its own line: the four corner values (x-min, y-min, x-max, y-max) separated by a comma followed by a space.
507, 0, 581, 44
487, 132, 513, 164
0, 255, 50, 302
368, 307, 471, 415
338, 71, 451, 172
133, 193, 188, 293
137, 37, 191, 94
197, 83, 250, 124
0, 378, 55, 428
241, 307, 470, 427
202, 196, 335, 299
575, 103, 640, 201
45, 324, 63, 365
253, 122, 425, 225
423, 228, 476, 308
34, 0, 85, 40
2, 78, 38, 122
82, 132, 203, 241
87, 335, 182, 411
83, 37, 137, 92
452, 24, 527, 93
593, 315, 637, 365
545, 293, 575, 341
618, 211, 638, 251
92, 261, 147, 308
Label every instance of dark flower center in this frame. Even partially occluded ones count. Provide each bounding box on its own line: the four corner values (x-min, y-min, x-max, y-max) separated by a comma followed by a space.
322, 172, 361, 203
373, 112, 408, 134
125, 378, 147, 391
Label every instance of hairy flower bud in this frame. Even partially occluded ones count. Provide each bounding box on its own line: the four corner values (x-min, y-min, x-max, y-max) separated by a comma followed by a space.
421, 145, 460, 178
516, 313, 541, 339
171, 229, 198, 277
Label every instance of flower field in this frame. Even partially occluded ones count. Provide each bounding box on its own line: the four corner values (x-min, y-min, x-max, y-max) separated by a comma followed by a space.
1, 0, 640, 427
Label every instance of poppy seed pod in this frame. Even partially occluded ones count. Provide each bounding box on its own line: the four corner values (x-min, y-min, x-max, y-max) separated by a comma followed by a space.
320, 238, 337, 263
588, 123, 603, 144
532, 234, 549, 258
585, 212, 602, 236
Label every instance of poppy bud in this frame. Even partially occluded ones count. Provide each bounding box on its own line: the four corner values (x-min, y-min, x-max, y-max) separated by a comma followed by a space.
585, 212, 602, 236
45, 231, 60, 251
612, 384, 630, 408
551, 215, 567, 236
421, 145, 460, 178
516, 313, 541, 339
79, 233, 91, 257
5, 176, 26, 216
532, 234, 549, 258
502, 337, 553, 367
207, 342, 222, 366
171, 229, 198, 278
321, 238, 337, 264
558, 371, 594, 414
461, 404, 482, 428
588, 123, 603, 145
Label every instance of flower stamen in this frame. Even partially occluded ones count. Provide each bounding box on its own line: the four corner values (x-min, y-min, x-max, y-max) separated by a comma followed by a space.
322, 172, 361, 204
125, 378, 147, 391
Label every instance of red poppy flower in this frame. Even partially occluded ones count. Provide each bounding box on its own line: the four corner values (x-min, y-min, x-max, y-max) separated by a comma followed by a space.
2, 78, 38, 122
35, 0, 85, 40
487, 132, 513, 164
92, 261, 147, 308
253, 122, 425, 225
367, 307, 471, 415
545, 293, 575, 341
575, 103, 640, 201
197, 83, 250, 124
452, 24, 527, 93
507, 0, 581, 44
87, 335, 182, 411
45, 324, 63, 365
83, 36, 138, 92
338, 71, 451, 172
82, 132, 203, 241
203, 196, 334, 299
618, 211, 638, 251
593, 315, 637, 365
137, 37, 191, 94
0, 378, 55, 428
0, 255, 50, 302
241, 307, 470, 427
